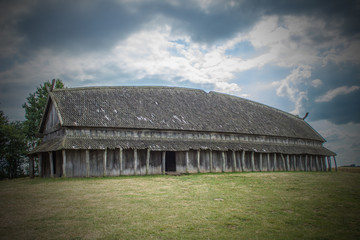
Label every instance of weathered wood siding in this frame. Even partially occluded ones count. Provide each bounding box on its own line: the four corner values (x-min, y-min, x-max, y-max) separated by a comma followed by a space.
44, 102, 60, 133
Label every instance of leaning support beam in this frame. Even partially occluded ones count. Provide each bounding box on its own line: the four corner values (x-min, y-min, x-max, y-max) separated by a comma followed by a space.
232, 150, 237, 172
222, 151, 226, 172
62, 149, 67, 177
146, 149, 150, 175
29, 155, 34, 178
309, 155, 313, 171
281, 154, 286, 171
85, 150, 90, 177
185, 151, 189, 173
241, 150, 246, 171
293, 155, 297, 171
251, 152, 255, 171
333, 156, 338, 172
38, 153, 42, 177
209, 150, 213, 173
49, 152, 54, 178
119, 148, 123, 175
304, 155, 308, 172
315, 156, 319, 171
327, 156, 332, 172
162, 151, 166, 174
267, 153, 270, 171
273, 153, 277, 171
259, 153, 263, 172
134, 149, 138, 176
103, 149, 107, 177
197, 150, 201, 173
286, 154, 290, 171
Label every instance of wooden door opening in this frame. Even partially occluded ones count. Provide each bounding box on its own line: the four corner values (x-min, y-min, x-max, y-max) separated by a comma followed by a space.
165, 151, 176, 172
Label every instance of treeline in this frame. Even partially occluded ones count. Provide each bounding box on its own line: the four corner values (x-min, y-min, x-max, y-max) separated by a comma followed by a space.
0, 79, 64, 179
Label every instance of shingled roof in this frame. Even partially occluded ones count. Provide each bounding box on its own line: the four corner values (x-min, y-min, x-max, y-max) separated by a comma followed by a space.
40, 86, 324, 142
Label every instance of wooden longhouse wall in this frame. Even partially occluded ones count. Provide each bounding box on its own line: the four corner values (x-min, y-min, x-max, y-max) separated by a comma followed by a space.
29, 86, 336, 178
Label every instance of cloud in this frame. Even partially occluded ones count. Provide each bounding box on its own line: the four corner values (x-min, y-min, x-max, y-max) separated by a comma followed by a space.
316, 85, 360, 102
311, 79, 322, 88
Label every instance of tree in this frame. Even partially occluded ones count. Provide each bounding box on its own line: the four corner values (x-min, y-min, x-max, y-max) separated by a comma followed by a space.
22, 79, 64, 150
0, 111, 27, 178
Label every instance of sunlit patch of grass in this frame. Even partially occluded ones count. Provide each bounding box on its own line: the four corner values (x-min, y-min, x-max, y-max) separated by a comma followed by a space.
0, 172, 359, 239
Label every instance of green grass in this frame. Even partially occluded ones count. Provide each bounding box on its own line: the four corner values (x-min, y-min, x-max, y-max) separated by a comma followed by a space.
1, 172, 359, 239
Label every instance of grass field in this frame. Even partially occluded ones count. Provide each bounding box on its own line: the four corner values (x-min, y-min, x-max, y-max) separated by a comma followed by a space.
1, 172, 359, 240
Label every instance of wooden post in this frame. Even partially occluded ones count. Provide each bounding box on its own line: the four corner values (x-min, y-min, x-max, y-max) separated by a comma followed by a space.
273, 153, 277, 171
293, 155, 297, 171
333, 156, 338, 172
222, 151, 226, 172
259, 153, 263, 172
304, 155, 308, 172
267, 153, 270, 171
62, 150, 67, 177
232, 150, 237, 172
251, 152, 255, 171
119, 148, 123, 175
327, 156, 331, 171
197, 150, 201, 173
286, 154, 290, 171
85, 150, 90, 177
315, 155, 319, 171
322, 156, 326, 171
49, 152, 54, 178
29, 155, 34, 178
280, 154, 285, 171
38, 153, 42, 177
134, 149, 138, 176
146, 149, 150, 175
241, 150, 246, 171
185, 151, 189, 173
209, 150, 213, 173
162, 151, 166, 174
103, 148, 107, 177
309, 155, 313, 171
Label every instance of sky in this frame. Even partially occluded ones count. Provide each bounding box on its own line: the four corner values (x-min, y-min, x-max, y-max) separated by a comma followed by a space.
0, 0, 359, 166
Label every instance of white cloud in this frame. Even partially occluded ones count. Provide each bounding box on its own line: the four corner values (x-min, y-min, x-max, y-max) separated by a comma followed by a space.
311, 79, 322, 88
316, 85, 360, 102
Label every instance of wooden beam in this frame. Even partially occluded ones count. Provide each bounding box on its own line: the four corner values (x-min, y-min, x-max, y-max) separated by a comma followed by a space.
327, 156, 331, 172
62, 150, 67, 178
267, 153, 270, 171
197, 150, 201, 173
232, 150, 237, 172
85, 150, 89, 177
134, 149, 138, 176
209, 150, 213, 173
285, 154, 290, 171
38, 153, 42, 177
146, 149, 150, 175
49, 152, 54, 178
333, 156, 338, 172
273, 153, 277, 171
304, 155, 308, 172
315, 155, 319, 171
293, 155, 297, 171
29, 155, 34, 178
259, 153, 263, 172
241, 150, 246, 172
185, 151, 189, 173
103, 149, 107, 177
280, 154, 286, 171
162, 151, 166, 174
222, 151, 226, 172
251, 152, 255, 171
119, 148, 123, 175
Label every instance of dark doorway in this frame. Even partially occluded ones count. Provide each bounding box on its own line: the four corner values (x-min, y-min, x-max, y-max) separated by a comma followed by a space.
165, 151, 176, 172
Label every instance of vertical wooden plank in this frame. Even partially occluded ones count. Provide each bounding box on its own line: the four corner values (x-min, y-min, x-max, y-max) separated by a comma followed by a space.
273, 153, 277, 171
162, 151, 166, 174
103, 149, 107, 177
298, 155, 302, 171
134, 149, 138, 176
85, 150, 90, 177
251, 152, 255, 171
309, 155, 313, 171
197, 150, 201, 173
185, 151, 189, 173
285, 154, 289, 171
304, 155, 308, 172
232, 150, 237, 172
209, 150, 213, 173
315, 155, 319, 171
146, 149, 150, 175
119, 148, 123, 175
241, 150, 246, 172
280, 154, 285, 171
29, 155, 34, 178
259, 153, 263, 172
221, 151, 226, 172
49, 152, 54, 178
